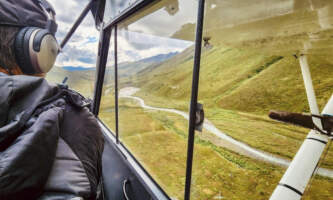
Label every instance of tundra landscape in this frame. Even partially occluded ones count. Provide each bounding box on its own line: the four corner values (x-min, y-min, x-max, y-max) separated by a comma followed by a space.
47, 0, 333, 199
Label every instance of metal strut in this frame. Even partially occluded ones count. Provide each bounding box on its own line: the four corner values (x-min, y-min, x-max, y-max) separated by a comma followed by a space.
60, 0, 95, 49
184, 0, 205, 199
270, 55, 332, 200
268, 111, 333, 137
299, 55, 323, 130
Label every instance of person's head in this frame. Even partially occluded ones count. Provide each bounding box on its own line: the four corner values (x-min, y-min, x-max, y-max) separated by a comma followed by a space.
0, 25, 59, 77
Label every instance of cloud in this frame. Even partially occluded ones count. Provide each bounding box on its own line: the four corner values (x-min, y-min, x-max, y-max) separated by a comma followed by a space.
113, 32, 192, 63
48, 0, 196, 68
78, 57, 95, 64
106, 0, 197, 64
48, 0, 99, 68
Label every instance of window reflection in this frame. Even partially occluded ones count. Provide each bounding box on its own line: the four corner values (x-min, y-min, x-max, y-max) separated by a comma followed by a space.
193, 0, 333, 199
104, 0, 137, 22
202, 0, 333, 56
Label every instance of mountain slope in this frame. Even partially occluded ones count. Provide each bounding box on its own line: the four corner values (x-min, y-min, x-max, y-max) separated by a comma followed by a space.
104, 52, 179, 81
131, 44, 333, 115
119, 43, 333, 169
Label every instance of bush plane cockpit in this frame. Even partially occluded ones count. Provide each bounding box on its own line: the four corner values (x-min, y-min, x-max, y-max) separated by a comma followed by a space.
45, 0, 333, 199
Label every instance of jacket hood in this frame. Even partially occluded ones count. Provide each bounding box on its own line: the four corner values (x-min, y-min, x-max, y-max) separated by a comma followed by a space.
0, 72, 58, 149
0, 0, 48, 28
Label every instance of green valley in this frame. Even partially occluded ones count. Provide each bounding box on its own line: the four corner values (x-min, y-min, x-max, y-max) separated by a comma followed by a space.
46, 0, 333, 199
97, 41, 333, 199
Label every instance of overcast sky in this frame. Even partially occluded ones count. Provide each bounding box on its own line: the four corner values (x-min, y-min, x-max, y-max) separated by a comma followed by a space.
48, 0, 99, 68
48, 0, 196, 68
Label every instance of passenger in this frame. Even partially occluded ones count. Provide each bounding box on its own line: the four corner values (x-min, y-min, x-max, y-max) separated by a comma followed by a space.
0, 1, 104, 200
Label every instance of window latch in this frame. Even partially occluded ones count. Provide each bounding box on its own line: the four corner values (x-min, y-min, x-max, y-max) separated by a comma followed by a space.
195, 103, 205, 132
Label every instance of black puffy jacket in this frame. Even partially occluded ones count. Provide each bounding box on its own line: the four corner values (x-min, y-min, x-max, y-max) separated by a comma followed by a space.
0, 72, 104, 200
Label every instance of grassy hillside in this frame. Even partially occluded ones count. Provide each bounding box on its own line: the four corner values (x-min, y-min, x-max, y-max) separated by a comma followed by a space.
133, 44, 333, 114
218, 54, 333, 114
98, 38, 333, 198
119, 42, 333, 170
99, 13, 333, 200
99, 98, 333, 200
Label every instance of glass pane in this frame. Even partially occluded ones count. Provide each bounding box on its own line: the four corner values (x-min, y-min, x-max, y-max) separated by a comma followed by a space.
46, 1, 99, 99
99, 30, 116, 132
117, 0, 197, 199
104, 0, 138, 23
193, 0, 333, 199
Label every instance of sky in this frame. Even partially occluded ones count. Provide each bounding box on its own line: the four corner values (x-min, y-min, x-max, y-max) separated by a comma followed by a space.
48, 0, 99, 68
48, 0, 196, 68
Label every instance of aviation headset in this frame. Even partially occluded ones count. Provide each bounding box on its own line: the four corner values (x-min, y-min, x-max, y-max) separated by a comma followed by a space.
14, 0, 59, 75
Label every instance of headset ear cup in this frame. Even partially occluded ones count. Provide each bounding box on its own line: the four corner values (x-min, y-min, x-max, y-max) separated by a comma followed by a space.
14, 27, 30, 73
23, 28, 39, 74
33, 29, 51, 52
33, 29, 58, 73
15, 27, 38, 74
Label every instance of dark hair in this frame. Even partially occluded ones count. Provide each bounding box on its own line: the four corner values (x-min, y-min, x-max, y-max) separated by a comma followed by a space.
0, 26, 20, 72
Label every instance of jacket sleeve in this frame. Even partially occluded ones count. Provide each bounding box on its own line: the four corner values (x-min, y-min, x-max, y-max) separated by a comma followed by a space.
0, 107, 63, 200
59, 105, 105, 199
0, 74, 58, 150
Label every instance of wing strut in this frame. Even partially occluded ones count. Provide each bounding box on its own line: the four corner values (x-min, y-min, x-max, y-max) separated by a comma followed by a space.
270, 55, 333, 200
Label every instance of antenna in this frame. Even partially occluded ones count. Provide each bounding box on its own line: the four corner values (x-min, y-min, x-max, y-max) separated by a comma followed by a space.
62, 77, 68, 84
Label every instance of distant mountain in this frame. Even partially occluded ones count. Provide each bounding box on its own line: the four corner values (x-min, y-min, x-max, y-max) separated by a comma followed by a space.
103, 51, 179, 84
62, 66, 96, 71
140, 52, 178, 63
118, 52, 179, 75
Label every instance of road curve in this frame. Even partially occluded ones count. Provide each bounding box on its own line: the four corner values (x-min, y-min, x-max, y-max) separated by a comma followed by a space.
119, 87, 333, 178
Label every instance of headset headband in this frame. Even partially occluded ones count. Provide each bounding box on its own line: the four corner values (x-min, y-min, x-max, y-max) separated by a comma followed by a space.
38, 0, 56, 15
38, 0, 58, 34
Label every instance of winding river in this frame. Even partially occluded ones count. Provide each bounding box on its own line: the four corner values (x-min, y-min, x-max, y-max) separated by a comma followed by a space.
119, 87, 333, 178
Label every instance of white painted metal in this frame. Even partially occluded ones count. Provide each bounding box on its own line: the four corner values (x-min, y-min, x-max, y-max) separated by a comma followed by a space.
299, 55, 323, 129
270, 97, 332, 200
271, 186, 303, 200
270, 55, 332, 200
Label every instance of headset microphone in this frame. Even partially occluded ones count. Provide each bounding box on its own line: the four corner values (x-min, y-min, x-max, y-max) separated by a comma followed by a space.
14, 0, 59, 75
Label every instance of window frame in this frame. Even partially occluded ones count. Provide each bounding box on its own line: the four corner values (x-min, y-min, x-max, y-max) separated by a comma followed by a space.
93, 1, 206, 199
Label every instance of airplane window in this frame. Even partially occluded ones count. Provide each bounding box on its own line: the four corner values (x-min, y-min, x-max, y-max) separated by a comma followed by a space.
46, 0, 99, 99
110, 0, 197, 198
104, 0, 137, 23
192, 0, 333, 199
99, 30, 116, 132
